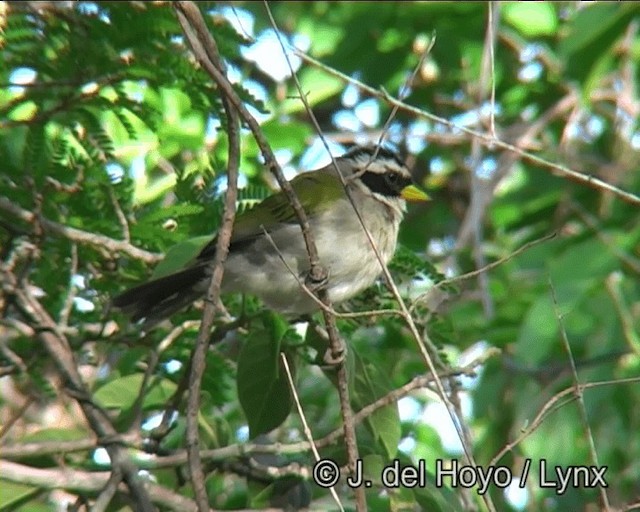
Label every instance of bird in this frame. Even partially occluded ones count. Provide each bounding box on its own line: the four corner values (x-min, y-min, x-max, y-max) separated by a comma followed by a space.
112, 145, 429, 327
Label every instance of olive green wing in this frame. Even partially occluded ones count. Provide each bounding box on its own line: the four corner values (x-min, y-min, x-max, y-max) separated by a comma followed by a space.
197, 170, 343, 260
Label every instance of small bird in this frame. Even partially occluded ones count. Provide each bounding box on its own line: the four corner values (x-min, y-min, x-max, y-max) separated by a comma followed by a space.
113, 145, 428, 326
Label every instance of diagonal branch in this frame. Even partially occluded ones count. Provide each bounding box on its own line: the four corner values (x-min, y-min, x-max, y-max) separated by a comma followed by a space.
0, 196, 161, 264
263, 18, 502, 511
173, 3, 324, 282
259, 7, 491, 509
2, 267, 156, 511
260, 5, 364, 508
291, 51, 640, 206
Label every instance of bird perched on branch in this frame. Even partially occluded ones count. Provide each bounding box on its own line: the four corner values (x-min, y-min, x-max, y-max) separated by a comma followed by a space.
113, 145, 428, 327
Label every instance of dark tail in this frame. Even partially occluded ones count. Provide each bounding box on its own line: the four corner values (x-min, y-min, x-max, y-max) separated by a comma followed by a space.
112, 264, 209, 327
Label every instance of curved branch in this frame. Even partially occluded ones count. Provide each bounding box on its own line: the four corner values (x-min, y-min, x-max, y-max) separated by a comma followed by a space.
0, 196, 161, 264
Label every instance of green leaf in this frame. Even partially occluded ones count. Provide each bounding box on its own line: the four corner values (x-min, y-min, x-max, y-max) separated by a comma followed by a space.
139, 203, 205, 224
0, 481, 40, 511
351, 348, 401, 460
558, 3, 639, 87
237, 312, 292, 437
558, 3, 637, 58
516, 295, 557, 364
377, 28, 408, 53
285, 67, 343, 114
298, 20, 344, 56
134, 173, 178, 205
260, 120, 314, 155
151, 235, 210, 279
502, 3, 558, 37
94, 374, 176, 411
20, 427, 87, 444
201, 351, 235, 409
413, 475, 464, 512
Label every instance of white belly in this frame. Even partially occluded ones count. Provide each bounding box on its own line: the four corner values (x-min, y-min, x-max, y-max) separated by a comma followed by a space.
220, 199, 399, 314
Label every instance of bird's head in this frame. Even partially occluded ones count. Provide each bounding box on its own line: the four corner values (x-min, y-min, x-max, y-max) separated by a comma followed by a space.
336, 145, 429, 213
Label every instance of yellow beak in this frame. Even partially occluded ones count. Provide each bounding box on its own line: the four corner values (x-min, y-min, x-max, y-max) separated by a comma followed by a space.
400, 184, 430, 202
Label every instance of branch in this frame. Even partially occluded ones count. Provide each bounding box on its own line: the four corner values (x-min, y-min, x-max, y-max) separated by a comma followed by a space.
1, 437, 100, 458
489, 376, 640, 467
174, 4, 241, 511
550, 279, 611, 510
173, 6, 359, 510
172, 4, 324, 284
0, 349, 496, 474
291, 50, 640, 206
281, 353, 344, 511
0, 460, 199, 512
2, 266, 156, 511
0, 196, 161, 264
117, 353, 500, 471
254, 14, 493, 508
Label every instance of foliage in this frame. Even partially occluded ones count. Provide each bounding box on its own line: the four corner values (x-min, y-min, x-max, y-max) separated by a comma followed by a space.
1, 2, 639, 511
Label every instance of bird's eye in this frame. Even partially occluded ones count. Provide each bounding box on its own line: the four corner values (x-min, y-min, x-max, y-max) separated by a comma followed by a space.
385, 173, 400, 187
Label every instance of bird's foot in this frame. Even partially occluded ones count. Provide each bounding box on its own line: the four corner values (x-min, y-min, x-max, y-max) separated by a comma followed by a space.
311, 323, 346, 365
308, 318, 346, 367
304, 265, 329, 292
323, 342, 346, 366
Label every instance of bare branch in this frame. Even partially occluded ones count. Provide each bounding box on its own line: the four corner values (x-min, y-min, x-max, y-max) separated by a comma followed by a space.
489, 376, 640, 467
281, 353, 344, 511
0, 196, 161, 264
174, 4, 241, 510
550, 279, 611, 510
261, 5, 364, 507
2, 267, 156, 511
108, 185, 130, 243
58, 242, 78, 328
0, 460, 199, 512
291, 51, 640, 206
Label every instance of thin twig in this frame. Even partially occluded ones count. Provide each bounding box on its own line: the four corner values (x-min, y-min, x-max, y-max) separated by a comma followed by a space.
411, 232, 558, 314
570, 202, 640, 274
486, 2, 498, 138
59, 243, 78, 328
92, 467, 122, 512
111, 350, 498, 471
0, 460, 199, 512
172, 4, 324, 283
108, 185, 130, 242
172, 6, 361, 510
605, 273, 640, 356
1, 350, 495, 463
455, 91, 578, 250
172, 1, 338, 355
0, 395, 36, 440
261, 5, 364, 508
1, 436, 118, 459
550, 279, 611, 510
290, 51, 640, 206
489, 376, 640, 467
263, 8, 491, 506
281, 353, 344, 511
373, 32, 436, 151
464, 0, 501, 321
261, 225, 406, 320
